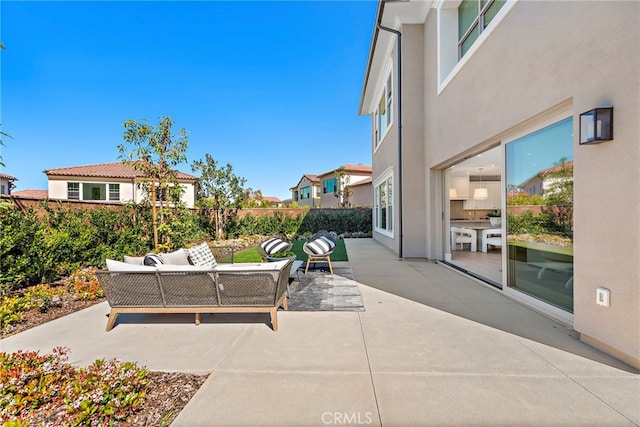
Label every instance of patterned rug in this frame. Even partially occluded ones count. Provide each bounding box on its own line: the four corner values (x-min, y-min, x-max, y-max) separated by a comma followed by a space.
287, 265, 365, 312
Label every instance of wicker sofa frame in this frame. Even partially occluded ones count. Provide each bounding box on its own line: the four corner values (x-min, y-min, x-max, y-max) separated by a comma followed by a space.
96, 259, 293, 332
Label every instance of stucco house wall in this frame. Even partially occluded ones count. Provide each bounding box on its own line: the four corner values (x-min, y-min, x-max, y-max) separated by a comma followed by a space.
361, 0, 639, 368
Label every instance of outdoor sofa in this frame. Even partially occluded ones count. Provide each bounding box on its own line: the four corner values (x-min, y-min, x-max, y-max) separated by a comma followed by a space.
96, 244, 293, 332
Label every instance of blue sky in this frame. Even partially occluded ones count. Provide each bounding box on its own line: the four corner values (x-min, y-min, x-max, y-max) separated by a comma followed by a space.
1, 1, 377, 200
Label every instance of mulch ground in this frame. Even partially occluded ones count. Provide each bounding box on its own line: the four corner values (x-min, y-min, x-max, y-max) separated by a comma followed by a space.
1, 296, 208, 426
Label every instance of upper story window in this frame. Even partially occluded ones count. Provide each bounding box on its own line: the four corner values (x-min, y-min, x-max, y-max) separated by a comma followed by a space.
300, 186, 310, 199
0, 184, 6, 195
68, 182, 80, 200
323, 178, 337, 194
458, 0, 506, 58
437, 0, 514, 91
374, 73, 393, 148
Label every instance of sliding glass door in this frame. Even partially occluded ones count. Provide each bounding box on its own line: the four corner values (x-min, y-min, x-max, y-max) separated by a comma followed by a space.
505, 117, 574, 312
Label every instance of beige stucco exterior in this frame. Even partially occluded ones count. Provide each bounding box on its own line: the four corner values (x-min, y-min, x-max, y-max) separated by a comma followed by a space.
361, 1, 639, 368
291, 175, 320, 208
318, 167, 372, 208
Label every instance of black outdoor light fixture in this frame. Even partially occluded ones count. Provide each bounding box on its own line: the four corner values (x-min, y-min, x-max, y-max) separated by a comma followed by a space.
579, 107, 613, 144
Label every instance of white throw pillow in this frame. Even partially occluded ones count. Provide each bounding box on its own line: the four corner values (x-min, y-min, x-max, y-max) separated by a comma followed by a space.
159, 249, 191, 265
187, 243, 217, 268
123, 255, 145, 265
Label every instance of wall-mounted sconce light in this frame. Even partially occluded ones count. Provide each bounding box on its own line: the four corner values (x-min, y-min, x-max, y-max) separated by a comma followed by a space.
580, 107, 613, 144
449, 188, 458, 198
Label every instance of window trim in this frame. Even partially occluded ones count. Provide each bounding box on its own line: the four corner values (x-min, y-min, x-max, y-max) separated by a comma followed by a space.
108, 183, 120, 201
374, 66, 394, 152
373, 168, 394, 238
437, 0, 516, 94
323, 177, 337, 194
300, 186, 311, 200
67, 182, 80, 200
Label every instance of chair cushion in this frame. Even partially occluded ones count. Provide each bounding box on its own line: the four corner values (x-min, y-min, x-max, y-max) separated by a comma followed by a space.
159, 249, 191, 265
260, 237, 289, 255
143, 253, 164, 266
306, 237, 333, 255
187, 242, 217, 268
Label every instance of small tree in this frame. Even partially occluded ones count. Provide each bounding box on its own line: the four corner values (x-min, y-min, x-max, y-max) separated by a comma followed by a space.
542, 157, 573, 238
192, 153, 251, 240
118, 116, 188, 250
334, 167, 352, 208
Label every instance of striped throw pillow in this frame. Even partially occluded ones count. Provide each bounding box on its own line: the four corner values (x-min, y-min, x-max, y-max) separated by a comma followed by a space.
143, 253, 164, 266
260, 238, 289, 255
306, 237, 333, 255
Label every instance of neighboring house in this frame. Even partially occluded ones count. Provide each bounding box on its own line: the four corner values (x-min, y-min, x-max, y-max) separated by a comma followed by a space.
349, 177, 373, 208
246, 195, 283, 208
44, 162, 197, 208
519, 161, 574, 197
0, 172, 17, 195
290, 174, 320, 207
318, 164, 372, 208
262, 196, 284, 208
359, 1, 639, 368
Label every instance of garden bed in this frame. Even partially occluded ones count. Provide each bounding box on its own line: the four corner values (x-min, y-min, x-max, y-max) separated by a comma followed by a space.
1, 273, 207, 426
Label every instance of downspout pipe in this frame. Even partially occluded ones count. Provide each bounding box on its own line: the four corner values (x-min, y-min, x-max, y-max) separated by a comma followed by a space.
377, 23, 403, 260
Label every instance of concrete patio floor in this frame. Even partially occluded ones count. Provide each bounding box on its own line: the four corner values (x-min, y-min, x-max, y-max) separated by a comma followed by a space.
1, 238, 638, 426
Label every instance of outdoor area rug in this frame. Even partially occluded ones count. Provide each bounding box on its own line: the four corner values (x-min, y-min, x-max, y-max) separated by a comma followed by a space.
287, 265, 365, 312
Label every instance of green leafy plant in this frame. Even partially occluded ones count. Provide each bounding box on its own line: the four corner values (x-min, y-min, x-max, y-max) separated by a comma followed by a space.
268, 250, 296, 259
0, 347, 150, 425
64, 267, 104, 301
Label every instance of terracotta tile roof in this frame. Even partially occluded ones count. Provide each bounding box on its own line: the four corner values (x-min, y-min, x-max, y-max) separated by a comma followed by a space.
44, 161, 197, 181
262, 196, 281, 203
11, 189, 48, 199
0, 172, 17, 180
539, 160, 573, 176
318, 164, 372, 178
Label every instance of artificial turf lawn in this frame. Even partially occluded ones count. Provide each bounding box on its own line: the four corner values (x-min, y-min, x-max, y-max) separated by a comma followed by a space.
218, 240, 348, 263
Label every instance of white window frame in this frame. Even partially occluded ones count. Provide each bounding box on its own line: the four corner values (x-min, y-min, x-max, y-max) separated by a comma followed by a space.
436, 0, 516, 94
374, 168, 394, 237
67, 182, 80, 200
108, 183, 120, 201
374, 68, 393, 152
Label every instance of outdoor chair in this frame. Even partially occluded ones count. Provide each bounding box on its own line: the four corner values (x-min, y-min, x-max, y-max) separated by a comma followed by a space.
257, 234, 292, 261
303, 230, 337, 274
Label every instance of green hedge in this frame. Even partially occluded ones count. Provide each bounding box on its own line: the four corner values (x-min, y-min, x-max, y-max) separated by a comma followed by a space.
0, 202, 210, 294
0, 203, 372, 294
224, 208, 372, 238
